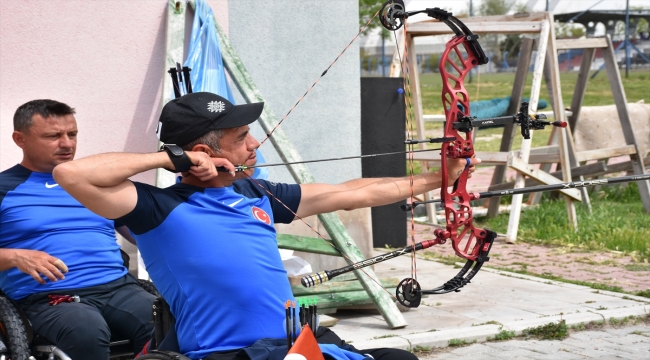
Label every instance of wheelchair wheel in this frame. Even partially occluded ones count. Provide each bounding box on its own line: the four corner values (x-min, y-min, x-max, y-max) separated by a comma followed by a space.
137, 350, 191, 359
0, 296, 31, 360
137, 279, 161, 298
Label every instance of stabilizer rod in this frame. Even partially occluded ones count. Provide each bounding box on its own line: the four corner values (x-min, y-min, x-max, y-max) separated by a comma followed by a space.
402, 173, 650, 211
300, 240, 439, 287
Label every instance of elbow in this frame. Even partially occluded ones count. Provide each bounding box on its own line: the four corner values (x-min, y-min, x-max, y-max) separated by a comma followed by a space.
52, 161, 80, 190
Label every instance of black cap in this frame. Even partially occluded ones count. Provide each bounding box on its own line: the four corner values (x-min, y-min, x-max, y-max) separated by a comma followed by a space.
159, 92, 264, 147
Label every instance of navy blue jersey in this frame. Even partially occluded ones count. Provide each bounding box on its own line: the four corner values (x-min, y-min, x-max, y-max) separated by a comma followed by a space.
116, 178, 301, 359
0, 165, 126, 300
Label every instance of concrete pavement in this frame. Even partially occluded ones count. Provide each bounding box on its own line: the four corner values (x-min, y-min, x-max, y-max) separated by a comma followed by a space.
420, 324, 649, 359
322, 249, 650, 358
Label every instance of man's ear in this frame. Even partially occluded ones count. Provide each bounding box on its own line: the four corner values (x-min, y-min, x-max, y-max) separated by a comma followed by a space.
190, 144, 215, 156
12, 131, 26, 149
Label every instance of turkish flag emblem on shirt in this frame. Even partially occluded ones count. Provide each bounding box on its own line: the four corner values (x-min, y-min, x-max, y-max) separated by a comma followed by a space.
252, 206, 271, 225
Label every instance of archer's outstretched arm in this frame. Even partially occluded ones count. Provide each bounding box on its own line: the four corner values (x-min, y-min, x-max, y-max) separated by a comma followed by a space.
296, 157, 480, 218
53, 151, 235, 219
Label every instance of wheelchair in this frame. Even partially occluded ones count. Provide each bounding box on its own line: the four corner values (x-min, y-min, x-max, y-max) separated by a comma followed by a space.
135, 297, 190, 360
0, 250, 178, 360
0, 277, 162, 360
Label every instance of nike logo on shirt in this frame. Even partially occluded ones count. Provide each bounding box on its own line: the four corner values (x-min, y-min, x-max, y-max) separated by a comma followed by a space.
227, 198, 244, 207
45, 182, 59, 188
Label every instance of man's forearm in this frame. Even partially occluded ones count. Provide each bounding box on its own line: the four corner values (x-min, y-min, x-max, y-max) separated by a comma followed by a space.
298, 170, 446, 218
53, 152, 174, 219
0, 248, 17, 271
358, 171, 444, 207
53, 152, 172, 188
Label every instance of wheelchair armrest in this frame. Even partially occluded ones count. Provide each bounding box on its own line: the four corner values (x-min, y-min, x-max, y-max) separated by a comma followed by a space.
151, 297, 178, 352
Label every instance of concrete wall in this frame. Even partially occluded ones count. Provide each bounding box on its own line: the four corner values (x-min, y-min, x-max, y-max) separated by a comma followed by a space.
226, 1, 370, 271
228, 0, 361, 184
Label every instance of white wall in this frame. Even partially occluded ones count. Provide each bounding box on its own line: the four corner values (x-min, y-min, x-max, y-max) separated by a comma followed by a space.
1, 0, 167, 183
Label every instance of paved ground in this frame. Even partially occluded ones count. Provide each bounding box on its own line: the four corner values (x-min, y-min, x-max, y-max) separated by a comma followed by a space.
418, 324, 650, 359
322, 249, 650, 359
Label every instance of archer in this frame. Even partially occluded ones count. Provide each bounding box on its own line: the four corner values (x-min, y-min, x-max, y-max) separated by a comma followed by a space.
53, 91, 478, 360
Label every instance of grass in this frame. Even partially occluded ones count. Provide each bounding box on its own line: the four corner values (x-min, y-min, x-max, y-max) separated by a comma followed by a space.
411, 345, 431, 352
475, 182, 650, 261
417, 70, 649, 115
472, 320, 502, 327
635, 289, 650, 298
489, 330, 516, 341
448, 338, 474, 346
522, 320, 568, 340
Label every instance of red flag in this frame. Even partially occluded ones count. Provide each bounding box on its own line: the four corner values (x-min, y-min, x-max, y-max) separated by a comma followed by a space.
284, 324, 325, 360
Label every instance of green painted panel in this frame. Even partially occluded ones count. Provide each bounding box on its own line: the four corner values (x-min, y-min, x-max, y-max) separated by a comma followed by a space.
296, 289, 398, 310
292, 278, 400, 296
277, 233, 342, 257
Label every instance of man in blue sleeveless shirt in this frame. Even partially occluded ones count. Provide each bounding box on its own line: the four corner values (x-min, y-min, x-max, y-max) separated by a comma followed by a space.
0, 100, 155, 359
54, 92, 479, 360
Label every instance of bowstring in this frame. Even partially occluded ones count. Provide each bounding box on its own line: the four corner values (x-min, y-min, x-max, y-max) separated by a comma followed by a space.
242, 172, 399, 302
393, 18, 420, 286
257, 8, 382, 147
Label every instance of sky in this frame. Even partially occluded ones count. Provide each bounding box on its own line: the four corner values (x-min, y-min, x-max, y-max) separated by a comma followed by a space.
360, 0, 649, 50
404, 0, 649, 16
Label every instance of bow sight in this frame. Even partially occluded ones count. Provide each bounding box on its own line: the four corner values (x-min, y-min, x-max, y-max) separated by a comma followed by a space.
453, 102, 568, 139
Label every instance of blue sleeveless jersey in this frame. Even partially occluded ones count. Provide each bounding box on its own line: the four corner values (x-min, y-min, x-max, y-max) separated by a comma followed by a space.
0, 165, 127, 300
117, 179, 301, 359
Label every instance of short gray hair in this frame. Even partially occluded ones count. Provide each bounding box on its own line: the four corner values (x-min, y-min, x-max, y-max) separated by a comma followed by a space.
182, 129, 224, 153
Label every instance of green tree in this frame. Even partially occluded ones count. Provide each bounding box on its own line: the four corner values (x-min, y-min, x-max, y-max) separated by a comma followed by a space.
477, 0, 527, 66
615, 17, 649, 40
359, 0, 390, 39
477, 0, 516, 17
555, 23, 586, 38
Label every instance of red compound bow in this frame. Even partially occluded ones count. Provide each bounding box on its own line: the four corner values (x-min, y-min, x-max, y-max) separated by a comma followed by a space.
380, 0, 569, 307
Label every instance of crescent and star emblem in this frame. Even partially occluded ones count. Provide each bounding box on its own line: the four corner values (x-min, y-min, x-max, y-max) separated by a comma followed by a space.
251, 206, 271, 225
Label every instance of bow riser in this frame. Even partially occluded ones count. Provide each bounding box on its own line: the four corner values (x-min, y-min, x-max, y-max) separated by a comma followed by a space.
435, 35, 488, 262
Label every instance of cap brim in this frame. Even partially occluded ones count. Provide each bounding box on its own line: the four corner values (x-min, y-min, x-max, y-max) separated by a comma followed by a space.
211, 102, 264, 130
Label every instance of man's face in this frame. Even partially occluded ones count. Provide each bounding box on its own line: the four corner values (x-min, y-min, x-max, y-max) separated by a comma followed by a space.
12, 114, 78, 173
217, 125, 260, 177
